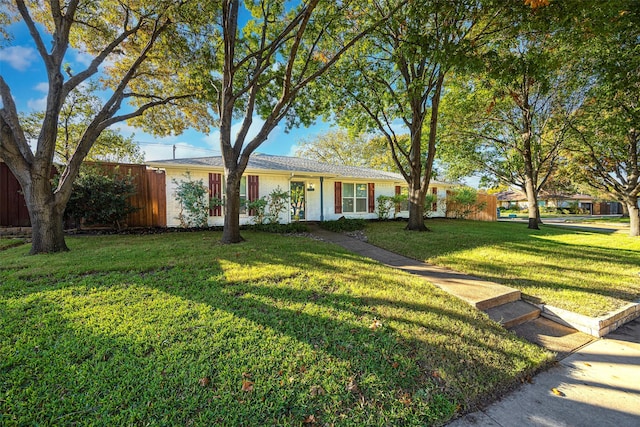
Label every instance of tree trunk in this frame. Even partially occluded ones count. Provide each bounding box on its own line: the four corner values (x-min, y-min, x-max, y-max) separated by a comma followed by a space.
524, 178, 539, 230
535, 203, 543, 224
626, 197, 639, 237
621, 202, 630, 218
29, 202, 68, 254
406, 186, 427, 231
25, 177, 69, 254
221, 171, 244, 243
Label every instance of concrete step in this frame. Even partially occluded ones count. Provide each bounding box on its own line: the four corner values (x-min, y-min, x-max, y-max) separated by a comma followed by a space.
473, 287, 521, 311
486, 300, 541, 329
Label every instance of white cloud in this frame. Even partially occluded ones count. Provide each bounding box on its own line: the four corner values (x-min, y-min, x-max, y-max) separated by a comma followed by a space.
27, 96, 47, 111
0, 46, 37, 71
33, 82, 49, 93
74, 51, 93, 67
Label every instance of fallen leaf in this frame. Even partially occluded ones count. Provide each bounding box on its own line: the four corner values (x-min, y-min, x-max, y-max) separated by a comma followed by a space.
242, 372, 252, 378
551, 388, 565, 397
299, 365, 307, 373
303, 414, 317, 424
310, 385, 325, 396
392, 362, 399, 369
399, 393, 412, 405
198, 377, 210, 387
584, 362, 592, 367
241, 380, 254, 392
346, 377, 359, 393
369, 319, 383, 330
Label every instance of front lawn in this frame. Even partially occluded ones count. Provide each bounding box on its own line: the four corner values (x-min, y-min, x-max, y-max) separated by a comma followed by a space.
366, 220, 640, 317
0, 232, 550, 426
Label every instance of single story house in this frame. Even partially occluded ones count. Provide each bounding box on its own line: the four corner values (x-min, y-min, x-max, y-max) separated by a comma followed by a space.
496, 189, 595, 213
148, 154, 454, 227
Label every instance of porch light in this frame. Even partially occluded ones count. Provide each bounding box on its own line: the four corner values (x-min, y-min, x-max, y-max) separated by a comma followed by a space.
307, 183, 315, 191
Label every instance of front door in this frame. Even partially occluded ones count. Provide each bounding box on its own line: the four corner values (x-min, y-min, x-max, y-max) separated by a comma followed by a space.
290, 182, 305, 220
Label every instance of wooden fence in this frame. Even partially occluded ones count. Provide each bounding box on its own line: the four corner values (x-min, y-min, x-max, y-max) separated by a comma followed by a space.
0, 161, 166, 228
446, 191, 497, 221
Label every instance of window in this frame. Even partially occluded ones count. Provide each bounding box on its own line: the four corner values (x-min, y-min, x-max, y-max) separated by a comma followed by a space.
400, 187, 409, 211
239, 176, 247, 214
342, 183, 367, 213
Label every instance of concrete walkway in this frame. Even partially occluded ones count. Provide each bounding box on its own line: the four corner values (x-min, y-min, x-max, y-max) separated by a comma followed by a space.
309, 227, 640, 426
449, 318, 640, 427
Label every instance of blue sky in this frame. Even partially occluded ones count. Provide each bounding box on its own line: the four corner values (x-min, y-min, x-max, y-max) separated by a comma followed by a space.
0, 20, 334, 162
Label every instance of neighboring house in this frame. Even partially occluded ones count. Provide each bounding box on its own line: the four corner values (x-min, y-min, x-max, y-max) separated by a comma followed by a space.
496, 189, 595, 213
148, 154, 454, 227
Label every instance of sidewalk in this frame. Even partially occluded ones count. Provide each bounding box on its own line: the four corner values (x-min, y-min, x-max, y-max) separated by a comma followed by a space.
449, 318, 640, 427
309, 226, 640, 426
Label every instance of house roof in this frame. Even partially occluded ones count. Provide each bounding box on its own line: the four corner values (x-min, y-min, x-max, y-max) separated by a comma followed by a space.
148, 154, 453, 185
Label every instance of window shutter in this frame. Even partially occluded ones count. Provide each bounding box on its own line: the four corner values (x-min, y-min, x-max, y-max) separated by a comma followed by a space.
368, 183, 375, 213
209, 173, 222, 216
431, 187, 438, 211
248, 175, 259, 215
395, 185, 401, 213
334, 181, 342, 214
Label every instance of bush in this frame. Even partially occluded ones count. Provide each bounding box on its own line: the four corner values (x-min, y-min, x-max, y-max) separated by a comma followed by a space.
65, 168, 138, 229
320, 218, 367, 232
173, 173, 209, 228
266, 186, 290, 224
245, 222, 308, 233
377, 194, 408, 220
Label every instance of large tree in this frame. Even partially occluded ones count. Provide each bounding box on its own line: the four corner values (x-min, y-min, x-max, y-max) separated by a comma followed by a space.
326, 0, 507, 231
294, 128, 399, 172
0, 0, 205, 253
198, 0, 395, 243
21, 84, 144, 164
567, 1, 639, 236
439, 36, 583, 229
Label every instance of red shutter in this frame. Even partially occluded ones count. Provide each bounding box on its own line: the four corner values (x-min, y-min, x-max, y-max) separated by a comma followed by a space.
395, 185, 401, 213
209, 173, 222, 216
248, 175, 259, 215
334, 181, 342, 214
368, 183, 375, 213
431, 187, 438, 211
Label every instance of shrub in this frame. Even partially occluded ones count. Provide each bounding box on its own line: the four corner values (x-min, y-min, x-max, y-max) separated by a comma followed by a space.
377, 194, 409, 220
320, 218, 367, 232
248, 197, 268, 225
245, 222, 308, 233
267, 186, 290, 223
172, 173, 209, 228
65, 168, 138, 230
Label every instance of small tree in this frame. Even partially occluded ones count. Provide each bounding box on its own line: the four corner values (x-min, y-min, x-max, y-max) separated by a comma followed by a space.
268, 187, 290, 224
376, 195, 394, 220
65, 168, 138, 230
173, 173, 208, 228
248, 198, 268, 225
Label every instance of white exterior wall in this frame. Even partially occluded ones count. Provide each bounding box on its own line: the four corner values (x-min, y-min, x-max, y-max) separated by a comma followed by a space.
162, 166, 449, 226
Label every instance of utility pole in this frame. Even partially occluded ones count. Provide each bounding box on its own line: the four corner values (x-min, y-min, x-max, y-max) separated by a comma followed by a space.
173, 144, 176, 160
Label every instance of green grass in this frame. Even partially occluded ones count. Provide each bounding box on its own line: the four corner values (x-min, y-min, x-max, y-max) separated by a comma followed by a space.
566, 216, 630, 224
0, 238, 26, 251
0, 232, 550, 426
366, 220, 640, 317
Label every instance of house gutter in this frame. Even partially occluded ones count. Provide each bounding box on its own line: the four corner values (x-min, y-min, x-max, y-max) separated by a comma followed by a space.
320, 176, 324, 222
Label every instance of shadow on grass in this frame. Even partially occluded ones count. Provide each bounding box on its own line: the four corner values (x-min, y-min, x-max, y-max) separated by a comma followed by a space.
0, 234, 551, 425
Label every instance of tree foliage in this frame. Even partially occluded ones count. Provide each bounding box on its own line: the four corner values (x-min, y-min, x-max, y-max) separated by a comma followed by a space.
438, 3, 583, 229
190, 0, 393, 243
21, 84, 143, 164
0, 0, 206, 253
565, 1, 640, 235
294, 128, 398, 172
325, 0, 509, 231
